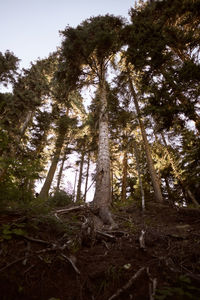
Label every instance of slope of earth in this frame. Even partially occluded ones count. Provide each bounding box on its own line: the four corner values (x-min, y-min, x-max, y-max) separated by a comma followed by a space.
0, 202, 200, 300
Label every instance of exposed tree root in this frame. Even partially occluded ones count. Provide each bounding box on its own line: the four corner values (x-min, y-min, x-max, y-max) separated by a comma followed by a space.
60, 254, 80, 275
0, 243, 68, 273
107, 267, 146, 300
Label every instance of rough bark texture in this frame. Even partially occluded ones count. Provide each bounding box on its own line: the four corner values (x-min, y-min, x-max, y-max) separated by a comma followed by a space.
128, 73, 163, 203
93, 79, 115, 226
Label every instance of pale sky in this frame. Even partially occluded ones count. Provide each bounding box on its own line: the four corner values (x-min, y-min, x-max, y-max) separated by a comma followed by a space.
0, 0, 134, 70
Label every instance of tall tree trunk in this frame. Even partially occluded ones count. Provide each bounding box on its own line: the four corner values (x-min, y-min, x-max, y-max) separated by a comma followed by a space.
93, 78, 115, 225
39, 128, 67, 200
56, 147, 68, 192
76, 149, 85, 202
111, 165, 114, 204
132, 138, 145, 211
73, 169, 78, 202
128, 73, 163, 203
121, 149, 128, 202
84, 153, 90, 202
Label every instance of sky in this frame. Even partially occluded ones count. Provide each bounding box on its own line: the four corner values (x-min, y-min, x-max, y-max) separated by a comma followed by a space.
1, 0, 134, 70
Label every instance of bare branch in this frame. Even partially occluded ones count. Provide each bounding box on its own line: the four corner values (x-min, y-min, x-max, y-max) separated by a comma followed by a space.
108, 267, 146, 300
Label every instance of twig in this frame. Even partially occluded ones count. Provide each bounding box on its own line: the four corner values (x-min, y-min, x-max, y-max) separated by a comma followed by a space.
61, 254, 80, 275
55, 205, 84, 215
23, 236, 50, 245
106, 230, 129, 237
0, 256, 27, 272
108, 267, 146, 300
96, 230, 116, 241
0, 244, 67, 273
23, 264, 35, 274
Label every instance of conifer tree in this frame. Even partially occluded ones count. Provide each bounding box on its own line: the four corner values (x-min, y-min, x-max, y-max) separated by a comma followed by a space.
59, 15, 125, 225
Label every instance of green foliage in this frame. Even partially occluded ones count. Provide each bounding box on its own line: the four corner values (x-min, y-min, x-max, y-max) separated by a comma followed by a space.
59, 14, 125, 88
48, 190, 73, 208
0, 181, 34, 209
0, 50, 19, 84
0, 223, 27, 241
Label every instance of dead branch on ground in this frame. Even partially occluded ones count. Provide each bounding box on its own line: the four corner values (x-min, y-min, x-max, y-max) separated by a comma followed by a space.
107, 267, 146, 300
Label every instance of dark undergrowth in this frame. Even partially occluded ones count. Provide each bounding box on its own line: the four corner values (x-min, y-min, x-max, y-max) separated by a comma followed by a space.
0, 200, 200, 300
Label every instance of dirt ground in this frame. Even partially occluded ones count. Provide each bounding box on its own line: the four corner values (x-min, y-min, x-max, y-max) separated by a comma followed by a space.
0, 202, 200, 300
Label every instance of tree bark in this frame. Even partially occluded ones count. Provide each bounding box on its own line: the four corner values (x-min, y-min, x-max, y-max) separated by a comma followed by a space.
73, 170, 78, 202
128, 73, 163, 203
56, 147, 68, 192
76, 149, 85, 202
93, 78, 115, 225
132, 138, 145, 211
39, 127, 67, 200
84, 153, 90, 202
121, 149, 128, 202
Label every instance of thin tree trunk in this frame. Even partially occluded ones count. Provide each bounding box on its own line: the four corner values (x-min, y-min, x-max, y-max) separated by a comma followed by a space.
39, 128, 66, 200
84, 153, 90, 202
121, 149, 128, 202
93, 77, 115, 225
56, 148, 68, 192
132, 138, 145, 211
73, 170, 78, 202
76, 149, 85, 202
111, 164, 114, 204
128, 73, 163, 203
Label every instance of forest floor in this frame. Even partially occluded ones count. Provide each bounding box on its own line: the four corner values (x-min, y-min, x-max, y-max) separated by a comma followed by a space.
0, 201, 200, 300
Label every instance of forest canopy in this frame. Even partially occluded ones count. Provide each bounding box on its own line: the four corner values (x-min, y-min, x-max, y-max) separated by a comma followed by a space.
0, 0, 199, 220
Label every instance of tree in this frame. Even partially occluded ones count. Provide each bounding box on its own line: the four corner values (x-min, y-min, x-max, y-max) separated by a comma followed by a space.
76, 137, 86, 203
0, 50, 19, 85
125, 0, 200, 132
114, 56, 164, 204
0, 55, 57, 184
59, 15, 125, 225
127, 70, 163, 203
39, 110, 78, 200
